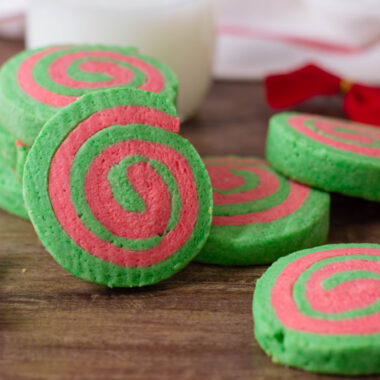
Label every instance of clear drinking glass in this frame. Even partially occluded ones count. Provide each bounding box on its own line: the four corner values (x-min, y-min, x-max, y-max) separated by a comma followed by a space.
26, 0, 216, 120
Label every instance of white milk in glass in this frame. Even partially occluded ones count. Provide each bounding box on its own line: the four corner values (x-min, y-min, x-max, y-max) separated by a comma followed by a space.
26, 0, 216, 121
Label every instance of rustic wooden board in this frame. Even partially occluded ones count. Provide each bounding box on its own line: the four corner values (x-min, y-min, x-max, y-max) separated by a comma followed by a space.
1, 39, 380, 380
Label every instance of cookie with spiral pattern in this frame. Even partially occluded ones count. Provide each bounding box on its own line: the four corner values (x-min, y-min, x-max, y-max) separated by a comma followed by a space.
0, 44, 178, 145
195, 156, 329, 265
253, 243, 380, 375
267, 112, 380, 201
23, 88, 212, 287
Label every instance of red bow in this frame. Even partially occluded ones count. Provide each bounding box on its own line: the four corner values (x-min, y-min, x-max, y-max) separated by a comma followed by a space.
265, 64, 380, 126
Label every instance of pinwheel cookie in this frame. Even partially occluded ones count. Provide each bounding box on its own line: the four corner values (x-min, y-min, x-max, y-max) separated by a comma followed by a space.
23, 88, 213, 287
267, 112, 380, 201
196, 157, 329, 265
0, 44, 178, 145
253, 243, 380, 375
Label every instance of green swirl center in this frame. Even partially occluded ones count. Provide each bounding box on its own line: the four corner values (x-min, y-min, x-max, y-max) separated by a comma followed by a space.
293, 255, 380, 320
70, 124, 181, 250
214, 165, 290, 217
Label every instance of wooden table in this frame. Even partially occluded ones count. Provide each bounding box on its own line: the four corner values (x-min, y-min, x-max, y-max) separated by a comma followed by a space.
1, 39, 380, 380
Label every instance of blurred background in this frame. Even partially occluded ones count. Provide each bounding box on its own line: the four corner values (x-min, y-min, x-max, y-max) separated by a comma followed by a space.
2, 0, 380, 117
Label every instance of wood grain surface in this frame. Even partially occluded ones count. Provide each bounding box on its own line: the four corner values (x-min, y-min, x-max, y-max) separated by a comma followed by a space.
1, 39, 380, 380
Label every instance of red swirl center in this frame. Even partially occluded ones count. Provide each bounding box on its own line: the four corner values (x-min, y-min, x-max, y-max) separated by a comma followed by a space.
271, 247, 380, 334
208, 163, 279, 205
307, 260, 380, 314
85, 159, 171, 239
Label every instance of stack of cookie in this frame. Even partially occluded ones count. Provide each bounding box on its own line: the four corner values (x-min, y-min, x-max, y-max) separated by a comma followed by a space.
0, 44, 215, 288
0, 44, 178, 219
0, 45, 336, 286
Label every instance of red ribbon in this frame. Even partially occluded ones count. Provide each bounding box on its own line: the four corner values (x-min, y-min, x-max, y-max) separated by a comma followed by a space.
265, 64, 380, 126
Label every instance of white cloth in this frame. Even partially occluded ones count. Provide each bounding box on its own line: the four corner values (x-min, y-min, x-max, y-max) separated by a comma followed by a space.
215, 0, 380, 84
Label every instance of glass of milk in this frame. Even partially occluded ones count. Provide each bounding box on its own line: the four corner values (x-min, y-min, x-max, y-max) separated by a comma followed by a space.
26, 0, 216, 121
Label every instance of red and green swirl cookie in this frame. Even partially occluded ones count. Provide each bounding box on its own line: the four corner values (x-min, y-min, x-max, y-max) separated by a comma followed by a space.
253, 243, 380, 375
0, 45, 178, 145
195, 157, 329, 265
23, 88, 212, 287
267, 112, 380, 201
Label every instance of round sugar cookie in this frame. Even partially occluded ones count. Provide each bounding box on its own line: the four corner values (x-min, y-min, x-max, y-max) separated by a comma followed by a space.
253, 243, 380, 375
0, 156, 28, 219
195, 157, 330, 266
0, 44, 178, 145
23, 88, 213, 288
267, 112, 380, 201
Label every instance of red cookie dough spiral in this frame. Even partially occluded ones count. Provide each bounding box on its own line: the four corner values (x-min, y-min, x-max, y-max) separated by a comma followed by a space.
205, 157, 310, 226
288, 113, 380, 157
271, 246, 380, 334
18, 46, 171, 107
